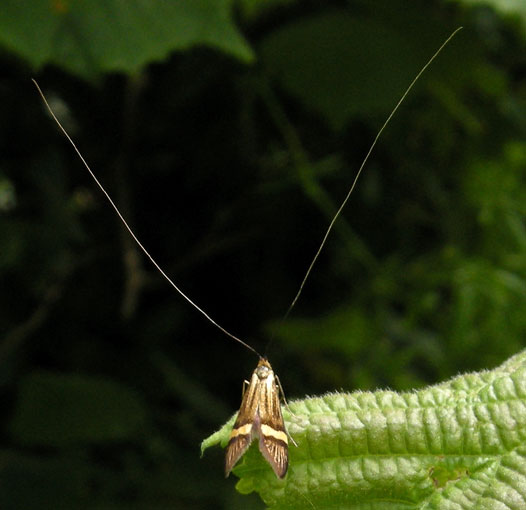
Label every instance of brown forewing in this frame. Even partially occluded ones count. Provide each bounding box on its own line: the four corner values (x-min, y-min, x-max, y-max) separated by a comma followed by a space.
225, 366, 259, 477
257, 365, 288, 478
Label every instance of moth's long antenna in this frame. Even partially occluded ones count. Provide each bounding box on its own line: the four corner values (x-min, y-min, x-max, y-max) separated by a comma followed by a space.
32, 79, 262, 359
283, 27, 462, 320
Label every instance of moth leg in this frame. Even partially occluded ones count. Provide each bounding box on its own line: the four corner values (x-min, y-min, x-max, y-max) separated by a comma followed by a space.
275, 375, 294, 414
275, 375, 298, 447
287, 430, 298, 447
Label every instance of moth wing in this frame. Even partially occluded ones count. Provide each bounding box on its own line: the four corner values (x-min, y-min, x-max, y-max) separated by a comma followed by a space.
257, 374, 288, 478
225, 371, 259, 477
225, 431, 253, 477
259, 432, 288, 479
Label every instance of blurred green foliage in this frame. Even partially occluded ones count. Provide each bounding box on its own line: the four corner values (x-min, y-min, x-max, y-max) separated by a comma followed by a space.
1, 0, 526, 508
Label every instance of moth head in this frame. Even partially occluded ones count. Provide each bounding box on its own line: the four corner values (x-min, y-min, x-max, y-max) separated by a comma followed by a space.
255, 358, 272, 379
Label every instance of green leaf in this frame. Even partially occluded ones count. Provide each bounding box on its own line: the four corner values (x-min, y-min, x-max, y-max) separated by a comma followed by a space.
0, 0, 254, 78
10, 372, 147, 446
202, 350, 526, 509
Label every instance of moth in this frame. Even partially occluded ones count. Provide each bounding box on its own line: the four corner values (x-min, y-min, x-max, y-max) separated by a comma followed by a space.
33, 27, 459, 483
225, 358, 289, 478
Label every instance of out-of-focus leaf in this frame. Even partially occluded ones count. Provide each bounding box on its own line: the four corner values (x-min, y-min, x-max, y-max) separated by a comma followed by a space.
453, 0, 526, 34
10, 372, 147, 446
0, 0, 254, 78
260, 11, 439, 130
267, 305, 374, 358
0, 176, 16, 212
238, 0, 298, 21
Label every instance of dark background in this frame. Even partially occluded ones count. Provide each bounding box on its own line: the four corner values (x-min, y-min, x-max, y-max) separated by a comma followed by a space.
1, 0, 526, 508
